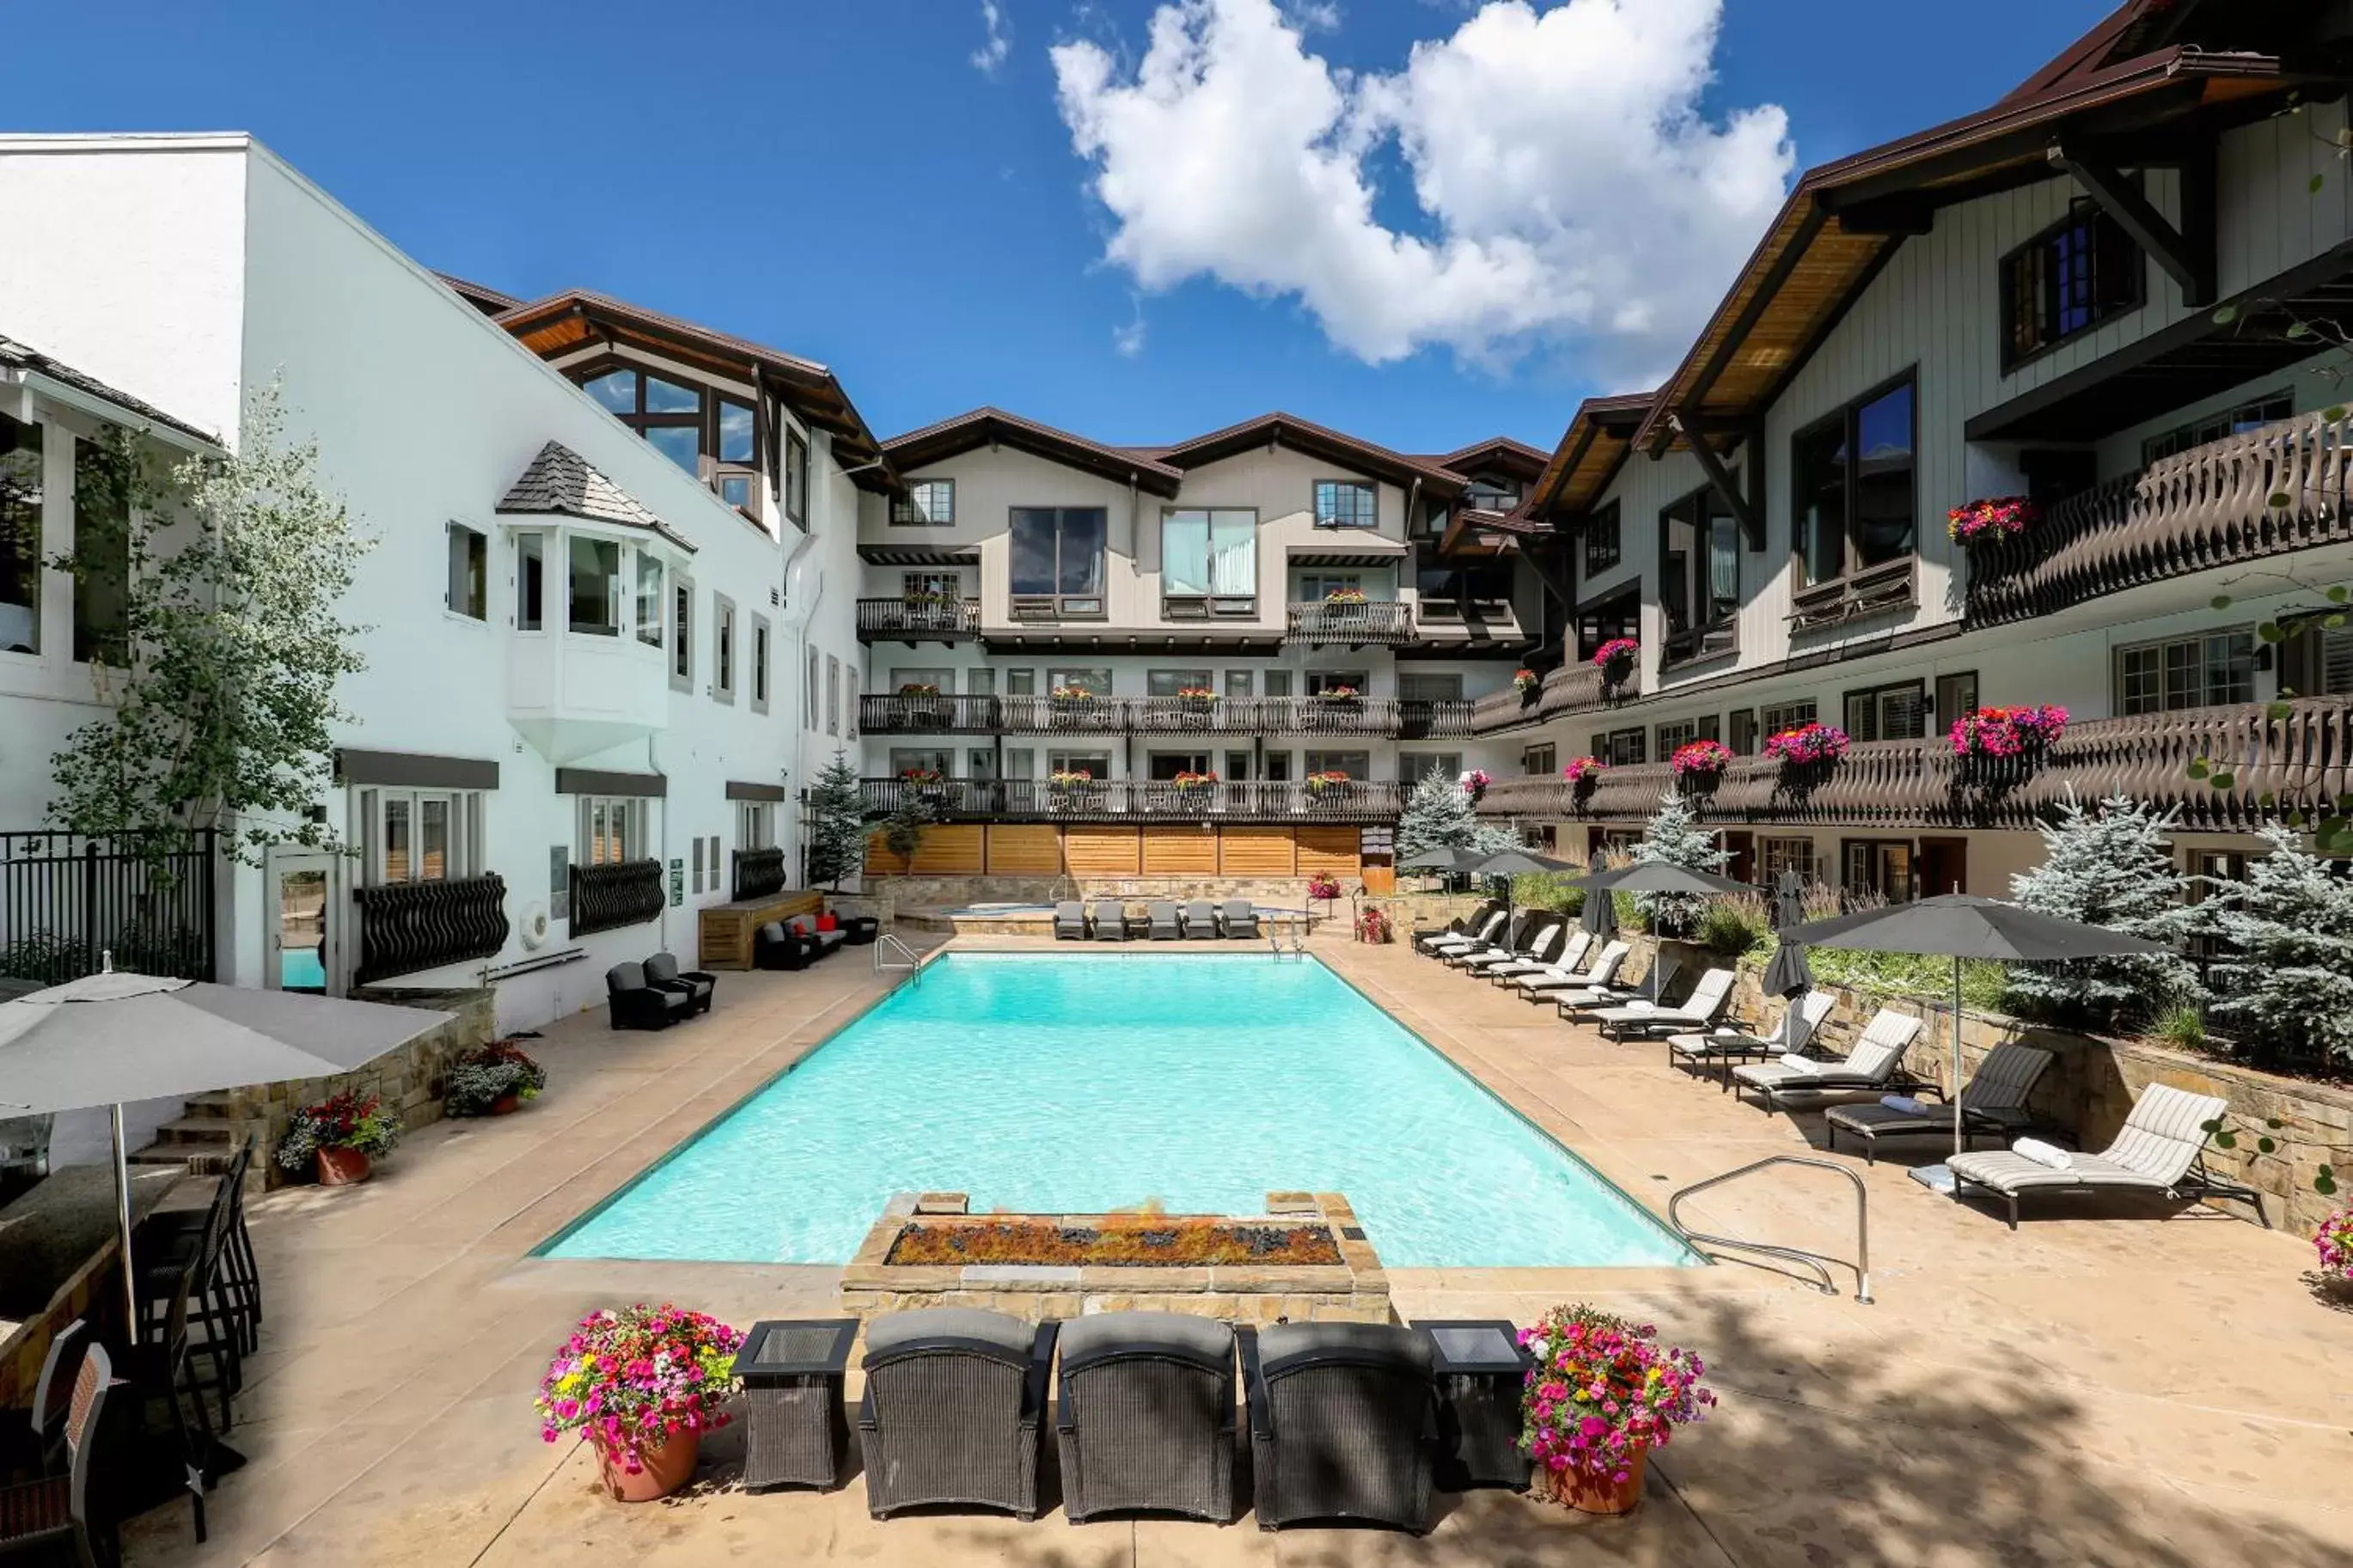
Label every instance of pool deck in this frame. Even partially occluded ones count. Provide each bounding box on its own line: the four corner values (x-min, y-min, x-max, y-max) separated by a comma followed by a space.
115, 932, 2351, 1566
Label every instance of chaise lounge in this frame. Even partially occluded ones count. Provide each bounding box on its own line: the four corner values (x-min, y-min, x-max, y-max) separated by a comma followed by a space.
1420, 906, 1506, 958
1514, 938, 1627, 1001
1592, 967, 1735, 1041
1669, 990, 1835, 1086
1946, 1082, 2238, 1229
1413, 899, 1500, 953
1488, 928, 1588, 986
1730, 1008, 1924, 1111
1557, 954, 1681, 1021
1825, 1041, 2055, 1161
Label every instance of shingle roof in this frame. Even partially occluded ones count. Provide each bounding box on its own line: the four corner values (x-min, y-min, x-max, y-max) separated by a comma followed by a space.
0, 333, 218, 447
883, 406, 1187, 495
494, 440, 694, 552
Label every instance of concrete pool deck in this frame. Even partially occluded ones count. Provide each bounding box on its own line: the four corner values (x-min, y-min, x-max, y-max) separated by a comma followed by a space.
116, 932, 2351, 1566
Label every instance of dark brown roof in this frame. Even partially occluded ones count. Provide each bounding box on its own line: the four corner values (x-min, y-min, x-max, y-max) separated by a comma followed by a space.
883, 407, 1187, 497
495, 440, 694, 552
1523, 392, 1656, 521
1154, 412, 1467, 494
492, 290, 896, 491
0, 333, 218, 447
437, 272, 523, 317
1430, 436, 1552, 480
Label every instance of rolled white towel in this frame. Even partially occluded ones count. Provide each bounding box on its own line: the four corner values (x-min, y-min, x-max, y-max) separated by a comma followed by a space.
1778, 1052, 1817, 1072
1879, 1095, 1927, 1115
2012, 1138, 2073, 1170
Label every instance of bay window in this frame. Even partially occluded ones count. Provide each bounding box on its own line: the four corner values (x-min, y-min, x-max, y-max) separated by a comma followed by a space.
568, 535, 620, 637
1162, 509, 1256, 614
634, 552, 663, 648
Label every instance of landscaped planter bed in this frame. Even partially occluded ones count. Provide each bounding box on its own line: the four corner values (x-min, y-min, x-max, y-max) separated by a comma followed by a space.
886, 1216, 1344, 1268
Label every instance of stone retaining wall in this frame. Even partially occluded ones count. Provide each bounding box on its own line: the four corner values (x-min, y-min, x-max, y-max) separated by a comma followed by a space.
842, 876, 1357, 927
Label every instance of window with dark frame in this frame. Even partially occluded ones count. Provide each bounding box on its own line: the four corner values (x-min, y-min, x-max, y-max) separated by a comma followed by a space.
445, 522, 486, 619
1659, 484, 1739, 662
1593, 727, 1647, 766
1009, 507, 1108, 616
1575, 584, 1641, 662
1934, 671, 1979, 730
671, 580, 693, 684
2142, 391, 2294, 466
892, 479, 955, 526
1654, 715, 1720, 755
1761, 836, 1815, 884
516, 532, 544, 632
1760, 699, 1818, 735
70, 438, 130, 666
1521, 743, 1556, 777
1312, 479, 1378, 530
2001, 201, 2142, 369
1728, 709, 1757, 754
1842, 839, 1916, 903
1841, 680, 1928, 743
1793, 374, 1916, 589
1, 412, 43, 656
2116, 629, 2256, 714
579, 366, 703, 477
1583, 500, 1622, 577
785, 430, 810, 529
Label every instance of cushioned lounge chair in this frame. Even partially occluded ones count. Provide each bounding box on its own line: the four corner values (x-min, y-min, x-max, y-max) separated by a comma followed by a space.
1593, 967, 1735, 1041
1090, 899, 1128, 941
1670, 990, 1836, 1086
1242, 1322, 1437, 1534
1458, 921, 1562, 976
1415, 900, 1501, 954
1054, 900, 1088, 940
605, 962, 693, 1030
1148, 901, 1183, 941
1731, 1008, 1924, 1110
1444, 912, 1543, 970
1218, 899, 1259, 939
1421, 908, 1506, 958
1183, 899, 1220, 940
1826, 1041, 2055, 1160
1489, 928, 1589, 986
753, 921, 818, 970
643, 951, 715, 1015
859, 1308, 1057, 1521
1055, 1312, 1235, 1524
1946, 1083, 2237, 1229
1515, 939, 1626, 999
1557, 955, 1681, 1021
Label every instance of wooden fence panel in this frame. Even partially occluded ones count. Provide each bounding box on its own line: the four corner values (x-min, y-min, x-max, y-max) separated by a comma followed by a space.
1063, 827, 1143, 876
1140, 824, 1219, 876
986, 824, 1063, 876
1217, 827, 1296, 877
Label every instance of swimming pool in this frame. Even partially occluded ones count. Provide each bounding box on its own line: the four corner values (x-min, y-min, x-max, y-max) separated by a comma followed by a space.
544, 953, 1699, 1269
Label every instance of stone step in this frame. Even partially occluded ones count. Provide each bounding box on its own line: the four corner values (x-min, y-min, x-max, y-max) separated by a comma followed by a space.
125, 1143, 232, 1177
148, 1116, 237, 1148
174, 1093, 241, 1121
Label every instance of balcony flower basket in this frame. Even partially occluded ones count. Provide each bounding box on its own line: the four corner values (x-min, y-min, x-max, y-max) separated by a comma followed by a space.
1762, 721, 1850, 789
1513, 667, 1541, 702
1562, 755, 1605, 806
1949, 705, 2069, 769
1323, 587, 1368, 606
1669, 739, 1733, 790
1049, 684, 1096, 705
1946, 496, 2038, 546
1316, 685, 1362, 704
895, 682, 941, 698
536, 1304, 743, 1504
1305, 771, 1354, 800
445, 1039, 547, 1118
276, 1090, 402, 1186
1174, 686, 1218, 707
1520, 1303, 1714, 1516
1592, 638, 1639, 692
1460, 768, 1492, 802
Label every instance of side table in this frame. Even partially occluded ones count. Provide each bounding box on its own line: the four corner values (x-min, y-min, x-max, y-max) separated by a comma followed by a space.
732, 1319, 858, 1491
1414, 1318, 1532, 1492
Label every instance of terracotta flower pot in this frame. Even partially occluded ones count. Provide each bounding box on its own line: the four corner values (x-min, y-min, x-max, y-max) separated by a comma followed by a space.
491, 1094, 522, 1116
592, 1427, 699, 1503
315, 1146, 371, 1187
1535, 1450, 1646, 1516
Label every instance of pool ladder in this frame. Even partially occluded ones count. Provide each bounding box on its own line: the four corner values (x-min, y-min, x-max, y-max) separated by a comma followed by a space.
1267, 922, 1305, 959
1665, 1156, 1871, 1303
874, 930, 924, 985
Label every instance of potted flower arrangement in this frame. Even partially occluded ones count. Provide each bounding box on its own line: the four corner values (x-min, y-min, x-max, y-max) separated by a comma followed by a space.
1354, 905, 1393, 944
1460, 768, 1492, 802
1323, 586, 1368, 606
1949, 704, 2070, 764
1316, 683, 1362, 703
1513, 667, 1541, 701
1305, 770, 1354, 797
1562, 756, 1605, 785
1170, 769, 1218, 802
1669, 738, 1733, 782
1519, 1303, 1714, 1515
276, 1089, 402, 1186
444, 1039, 547, 1118
1946, 496, 2038, 545
1174, 684, 1219, 707
536, 1303, 743, 1504
1306, 873, 1342, 902
2317, 1208, 2353, 1296
1762, 720, 1850, 776
1592, 638, 1639, 690
895, 681, 941, 698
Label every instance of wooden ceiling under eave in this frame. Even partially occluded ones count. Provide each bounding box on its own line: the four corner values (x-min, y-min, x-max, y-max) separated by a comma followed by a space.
1522, 393, 1662, 522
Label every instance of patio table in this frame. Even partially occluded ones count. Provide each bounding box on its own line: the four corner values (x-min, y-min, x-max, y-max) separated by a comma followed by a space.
731, 1319, 858, 1491
1413, 1318, 1533, 1492
0, 1164, 185, 1408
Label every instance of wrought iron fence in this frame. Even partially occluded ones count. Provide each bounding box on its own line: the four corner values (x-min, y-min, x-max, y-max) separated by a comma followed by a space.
352, 873, 509, 987
0, 829, 218, 986
732, 845, 787, 901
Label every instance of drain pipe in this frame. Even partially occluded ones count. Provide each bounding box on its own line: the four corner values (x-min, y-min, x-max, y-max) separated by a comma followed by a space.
647, 731, 670, 953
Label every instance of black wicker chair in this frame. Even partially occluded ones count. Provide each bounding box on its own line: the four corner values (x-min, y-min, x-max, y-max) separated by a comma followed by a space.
605, 963, 692, 1030
753, 922, 817, 971
0, 1341, 116, 1568
1240, 1322, 1439, 1533
857, 1309, 1056, 1521
1054, 1312, 1235, 1523
642, 951, 716, 1015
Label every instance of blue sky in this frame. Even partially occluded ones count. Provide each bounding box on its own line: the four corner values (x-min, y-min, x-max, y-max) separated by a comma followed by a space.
8, 0, 2117, 454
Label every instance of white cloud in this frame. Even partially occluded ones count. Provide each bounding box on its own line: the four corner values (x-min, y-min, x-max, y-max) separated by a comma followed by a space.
1049, 0, 1794, 382
1114, 296, 1149, 357
972, 1, 1011, 76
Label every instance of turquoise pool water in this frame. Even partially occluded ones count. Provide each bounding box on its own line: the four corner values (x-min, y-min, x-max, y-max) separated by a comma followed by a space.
544, 954, 1698, 1269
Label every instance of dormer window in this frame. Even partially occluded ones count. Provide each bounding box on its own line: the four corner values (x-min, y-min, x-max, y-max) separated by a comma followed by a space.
575, 363, 763, 519
1464, 473, 1520, 512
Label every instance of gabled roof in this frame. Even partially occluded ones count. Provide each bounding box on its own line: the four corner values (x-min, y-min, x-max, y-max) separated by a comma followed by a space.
1432, 436, 1551, 479
883, 406, 1186, 497
495, 440, 694, 552
0, 332, 218, 448
1523, 392, 1656, 521
437, 272, 523, 317
1155, 412, 1468, 495
490, 289, 895, 491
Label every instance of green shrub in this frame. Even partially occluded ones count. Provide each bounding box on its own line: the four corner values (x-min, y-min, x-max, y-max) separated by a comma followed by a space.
1696, 894, 1769, 957
2153, 1004, 2205, 1052
1803, 947, 2012, 1013
1511, 873, 1584, 915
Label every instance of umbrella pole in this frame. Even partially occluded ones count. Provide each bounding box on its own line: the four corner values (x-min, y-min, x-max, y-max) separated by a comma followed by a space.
1951, 955, 1965, 1163
113, 1101, 138, 1330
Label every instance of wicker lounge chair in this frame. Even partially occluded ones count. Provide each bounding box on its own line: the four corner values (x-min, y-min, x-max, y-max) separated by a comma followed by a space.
1054, 1312, 1236, 1524
1946, 1083, 2237, 1229
643, 951, 716, 1015
1414, 900, 1500, 954
858, 1308, 1057, 1521
1054, 900, 1088, 940
1557, 954, 1681, 1021
1183, 899, 1220, 940
1826, 1042, 2055, 1160
605, 962, 693, 1030
1731, 1008, 1924, 1110
1090, 899, 1128, 941
1242, 1322, 1437, 1533
1147, 901, 1183, 941
1421, 907, 1506, 957
1488, 928, 1589, 986
1593, 967, 1734, 1040
0, 1341, 114, 1567
1218, 899, 1260, 939
1514, 939, 1627, 999
1670, 991, 1837, 1084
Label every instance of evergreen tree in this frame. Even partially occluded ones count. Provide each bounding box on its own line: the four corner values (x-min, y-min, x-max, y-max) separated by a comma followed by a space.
1395, 771, 1515, 859
804, 750, 867, 889
1631, 791, 1728, 934
2206, 823, 2353, 1068
2007, 791, 2202, 1030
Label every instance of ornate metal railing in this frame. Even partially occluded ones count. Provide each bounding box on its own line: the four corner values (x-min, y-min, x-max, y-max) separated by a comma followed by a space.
858, 778, 1405, 824
1473, 699, 2353, 832
568, 858, 666, 937
856, 596, 981, 641
859, 693, 1003, 735
351, 872, 508, 987
1286, 600, 1414, 644
0, 829, 218, 985
1398, 699, 1474, 739
1966, 412, 2353, 625
1468, 661, 1611, 735
862, 694, 1417, 736
730, 845, 787, 902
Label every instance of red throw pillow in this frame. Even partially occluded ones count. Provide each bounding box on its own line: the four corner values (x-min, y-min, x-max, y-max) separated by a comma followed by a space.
816, 912, 838, 933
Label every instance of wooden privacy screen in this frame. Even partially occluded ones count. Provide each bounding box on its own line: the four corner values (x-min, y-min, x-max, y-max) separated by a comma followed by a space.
1217, 827, 1297, 877
1294, 827, 1361, 878
1063, 826, 1143, 876
865, 828, 910, 876
909, 824, 985, 876
985, 824, 1062, 876
869, 823, 1372, 879
1140, 824, 1219, 876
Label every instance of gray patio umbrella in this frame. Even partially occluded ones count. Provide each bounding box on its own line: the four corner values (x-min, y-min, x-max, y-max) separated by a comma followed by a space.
0, 964, 452, 1322
1572, 861, 1751, 1003
1470, 847, 1583, 935
1780, 894, 2167, 1167
1761, 869, 1814, 1001
1580, 850, 1617, 943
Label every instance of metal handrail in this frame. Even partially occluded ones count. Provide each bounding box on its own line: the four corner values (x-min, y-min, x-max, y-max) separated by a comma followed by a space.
873, 931, 924, 983
1665, 1156, 1872, 1303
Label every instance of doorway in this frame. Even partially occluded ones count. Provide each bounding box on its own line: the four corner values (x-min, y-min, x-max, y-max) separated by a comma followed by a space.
266, 849, 340, 994
1917, 837, 1968, 899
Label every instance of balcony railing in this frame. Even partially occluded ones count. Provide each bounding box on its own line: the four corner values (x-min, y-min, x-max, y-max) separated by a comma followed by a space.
731, 845, 787, 902
569, 857, 667, 938
860, 693, 1004, 735
351, 872, 510, 987
859, 778, 1405, 824
858, 693, 1417, 736
1286, 600, 1414, 645
856, 597, 981, 641
1467, 661, 1610, 735
1398, 699, 1473, 740
1965, 412, 2353, 625
1472, 699, 2353, 832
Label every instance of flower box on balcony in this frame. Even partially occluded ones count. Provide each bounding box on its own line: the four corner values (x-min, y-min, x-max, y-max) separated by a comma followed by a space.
1592, 638, 1639, 692
1950, 705, 2069, 768
1669, 739, 1732, 785
1762, 721, 1850, 772
1323, 588, 1368, 606
1317, 686, 1362, 703
1305, 771, 1355, 797
1947, 496, 2038, 546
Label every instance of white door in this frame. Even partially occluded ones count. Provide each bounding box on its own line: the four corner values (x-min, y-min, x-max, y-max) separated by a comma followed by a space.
266, 850, 341, 995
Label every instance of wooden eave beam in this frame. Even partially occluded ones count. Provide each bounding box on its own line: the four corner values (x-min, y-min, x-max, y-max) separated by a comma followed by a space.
1660, 198, 1830, 452
1673, 411, 1762, 547
2049, 141, 2216, 305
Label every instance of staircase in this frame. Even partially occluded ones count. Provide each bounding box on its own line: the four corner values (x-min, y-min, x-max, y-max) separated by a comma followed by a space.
130, 1091, 244, 1176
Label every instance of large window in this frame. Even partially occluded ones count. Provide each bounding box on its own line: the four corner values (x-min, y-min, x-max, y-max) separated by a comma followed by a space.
2142, 391, 2293, 466
1, 413, 42, 656
1760, 699, 1818, 735
71, 436, 130, 666
1398, 673, 1462, 702
1162, 509, 1256, 612
785, 429, 810, 529
1656, 715, 1720, 754
1010, 507, 1107, 616
1842, 680, 1928, 743
892, 479, 954, 526
2002, 202, 2141, 369
1584, 500, 1621, 577
1295, 571, 1363, 601
1313, 479, 1377, 530
579, 796, 645, 868
1794, 375, 1916, 588
1303, 750, 1370, 778
581, 368, 704, 476
1403, 753, 1464, 781
358, 788, 484, 887
634, 552, 663, 649
1305, 669, 1367, 696
1416, 558, 1515, 615
2117, 630, 2256, 714
568, 535, 620, 637
1575, 584, 1640, 662
1464, 472, 1521, 512
1659, 485, 1739, 662
1520, 743, 1555, 776
1761, 836, 1815, 885
1593, 727, 1647, 766
1146, 668, 1213, 696
1048, 667, 1111, 696
1843, 839, 1915, 903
